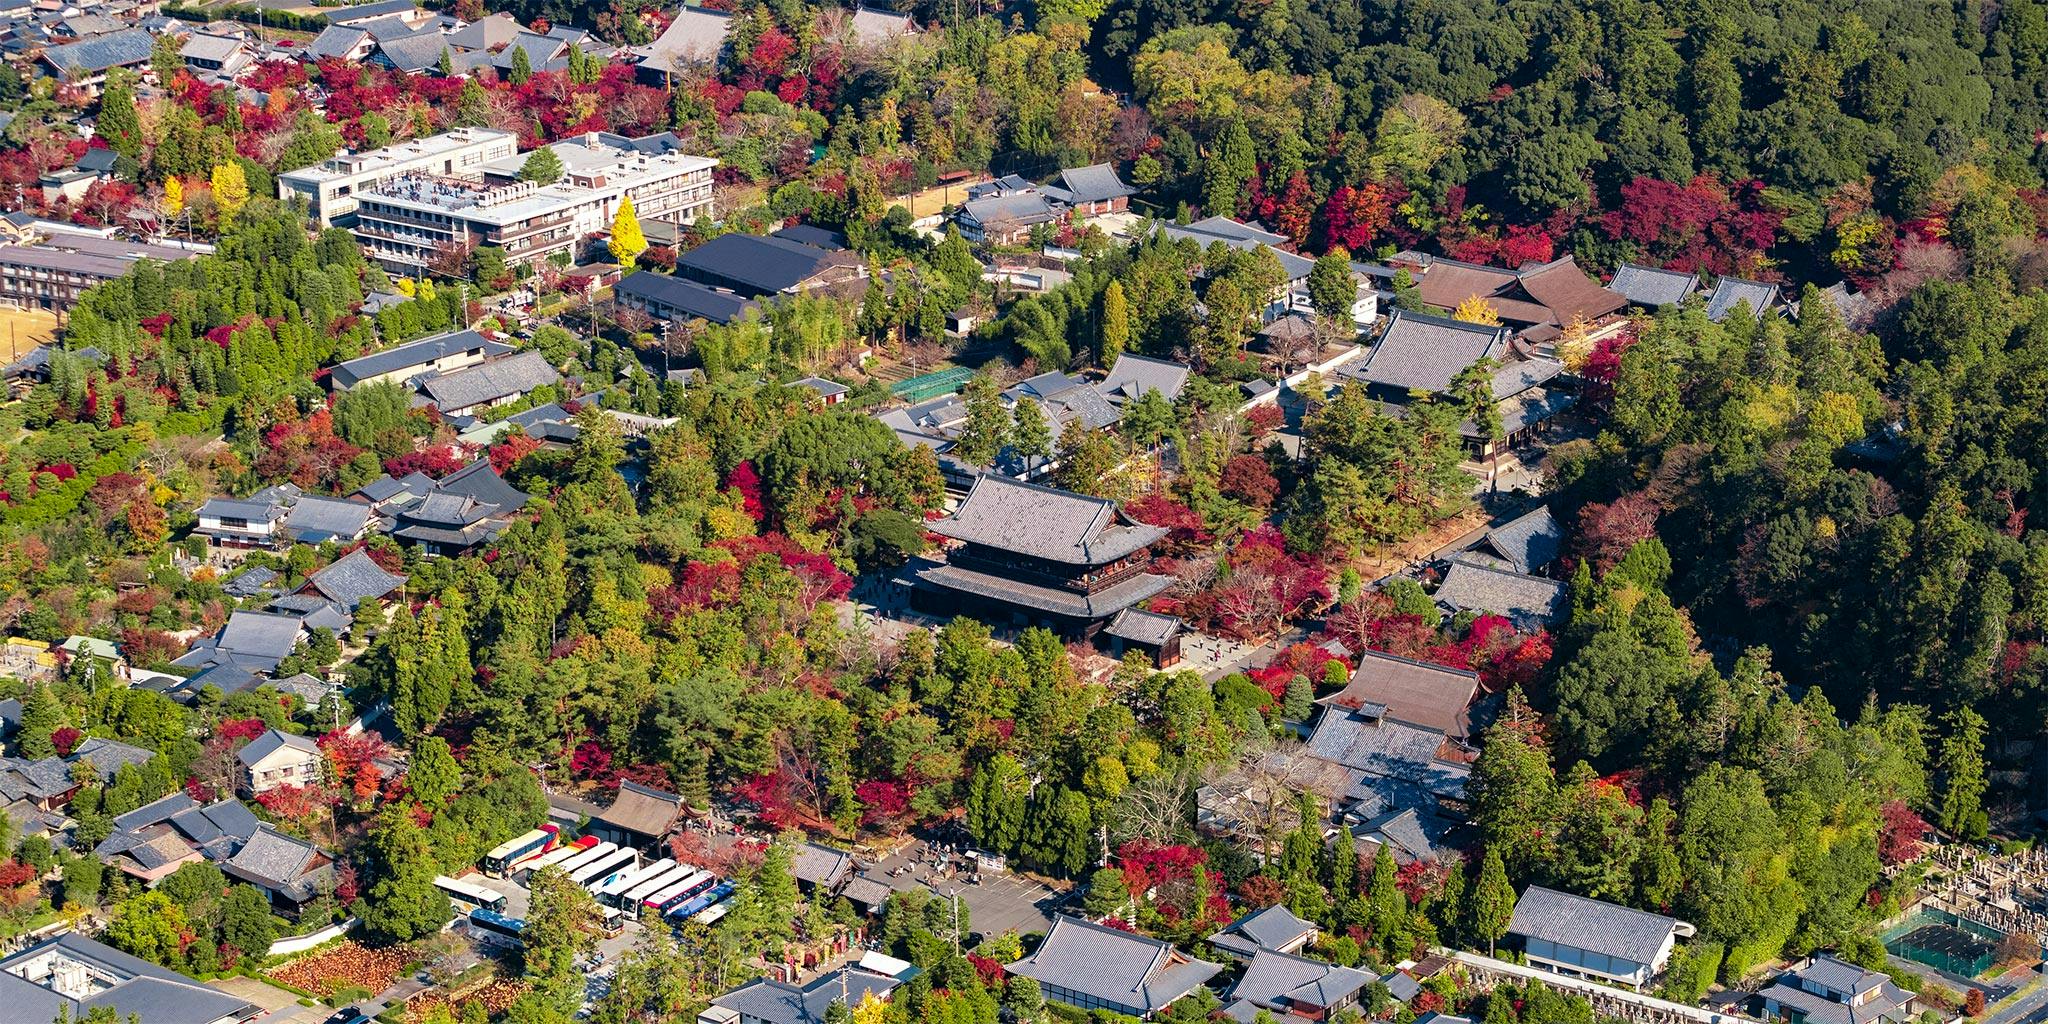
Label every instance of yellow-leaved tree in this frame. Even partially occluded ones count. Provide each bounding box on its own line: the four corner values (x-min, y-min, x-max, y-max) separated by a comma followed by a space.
609, 195, 646, 265
210, 162, 248, 219
1452, 294, 1501, 326
161, 177, 183, 217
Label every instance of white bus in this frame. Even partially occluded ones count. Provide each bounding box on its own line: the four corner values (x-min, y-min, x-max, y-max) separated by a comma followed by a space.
523, 837, 597, 876
483, 828, 556, 877
693, 901, 730, 925
570, 848, 640, 890
641, 869, 709, 917
598, 858, 675, 908
435, 875, 508, 914
544, 839, 614, 880
622, 863, 697, 911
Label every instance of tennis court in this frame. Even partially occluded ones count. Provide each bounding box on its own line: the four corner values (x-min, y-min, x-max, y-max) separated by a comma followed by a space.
1885, 908, 2003, 976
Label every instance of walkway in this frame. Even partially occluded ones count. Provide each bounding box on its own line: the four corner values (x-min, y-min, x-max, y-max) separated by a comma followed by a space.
1445, 950, 1764, 1024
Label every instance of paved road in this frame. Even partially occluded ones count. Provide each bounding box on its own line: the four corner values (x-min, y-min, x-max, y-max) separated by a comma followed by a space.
1984, 969, 2048, 1024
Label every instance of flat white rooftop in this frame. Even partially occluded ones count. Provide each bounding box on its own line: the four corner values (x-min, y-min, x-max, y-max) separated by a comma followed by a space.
278, 127, 519, 187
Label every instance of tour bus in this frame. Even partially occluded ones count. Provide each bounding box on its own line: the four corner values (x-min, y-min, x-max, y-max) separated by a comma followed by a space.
622, 862, 697, 912
551, 841, 618, 879
664, 879, 734, 925
435, 875, 509, 914
693, 901, 731, 926
468, 908, 526, 948
600, 905, 627, 935
482, 827, 558, 877
640, 869, 710, 918
598, 858, 675, 909
570, 848, 640, 891
521, 835, 597, 875
651, 872, 721, 919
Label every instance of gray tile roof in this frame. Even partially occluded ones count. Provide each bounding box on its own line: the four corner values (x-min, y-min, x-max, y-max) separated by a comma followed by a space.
1489, 357, 1563, 401
962, 192, 1060, 232
283, 495, 373, 543
1607, 263, 1697, 308
1349, 310, 1512, 395
326, 0, 421, 23
306, 24, 369, 58
222, 825, 328, 901
1006, 915, 1222, 1015
1047, 163, 1134, 205
41, 27, 152, 74
444, 11, 520, 49
792, 842, 852, 889
1162, 219, 1314, 280
1506, 885, 1679, 968
1105, 608, 1181, 646
1099, 354, 1190, 405
222, 566, 279, 598
597, 780, 683, 839
1791, 955, 1890, 998
1209, 905, 1316, 959
309, 548, 405, 608
847, 5, 918, 41
916, 561, 1173, 620
236, 728, 320, 769
196, 496, 282, 523
496, 30, 563, 69
636, 5, 731, 69
929, 474, 1165, 565
374, 29, 452, 73
1458, 505, 1563, 576
1705, 277, 1780, 322
1432, 561, 1567, 631
1351, 806, 1451, 865
356, 13, 425, 40
330, 329, 493, 390
1304, 708, 1468, 801
69, 738, 156, 780
0, 933, 257, 1024
437, 458, 529, 510
110, 792, 193, 833
676, 232, 852, 296
712, 966, 905, 1024
214, 611, 305, 664
180, 32, 246, 63
1227, 947, 1375, 1014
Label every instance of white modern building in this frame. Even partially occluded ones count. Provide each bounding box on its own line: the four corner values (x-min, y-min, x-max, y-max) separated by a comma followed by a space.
277, 128, 521, 226
349, 132, 717, 273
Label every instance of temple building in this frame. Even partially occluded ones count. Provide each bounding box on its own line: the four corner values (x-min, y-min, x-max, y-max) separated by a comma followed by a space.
907, 476, 1176, 640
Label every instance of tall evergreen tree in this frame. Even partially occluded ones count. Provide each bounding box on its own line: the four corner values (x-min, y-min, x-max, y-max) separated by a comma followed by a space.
1471, 848, 1515, 955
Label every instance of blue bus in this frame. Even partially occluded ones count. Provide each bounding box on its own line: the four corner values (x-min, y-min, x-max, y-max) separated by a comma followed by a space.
665, 880, 735, 925
651, 873, 721, 919
468, 908, 526, 948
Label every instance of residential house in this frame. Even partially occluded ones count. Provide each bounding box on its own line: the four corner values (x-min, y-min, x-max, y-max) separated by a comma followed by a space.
352, 471, 438, 514
0, 933, 258, 1024
1097, 354, 1190, 407
1338, 309, 1572, 458
180, 31, 252, 81
280, 495, 373, 545
1042, 163, 1135, 216
635, 5, 732, 78
908, 475, 1176, 639
1207, 904, 1318, 961
615, 270, 760, 326
39, 28, 152, 94
221, 824, 334, 917
1756, 955, 1917, 1024
1705, 276, 1780, 323
328, 328, 508, 391
1410, 255, 1624, 344
38, 147, 117, 203
1349, 806, 1455, 867
307, 548, 405, 612
1505, 885, 1691, 990
173, 610, 306, 675
1220, 947, 1376, 1023
791, 376, 849, 406
237, 728, 321, 796
1450, 506, 1564, 577
96, 792, 260, 884
192, 496, 287, 549
389, 458, 529, 556
591, 780, 685, 853
413, 349, 560, 417
700, 963, 908, 1024
1004, 915, 1222, 1018
1607, 263, 1698, 309
303, 22, 375, 62
673, 231, 864, 299
1432, 561, 1567, 632
0, 737, 156, 813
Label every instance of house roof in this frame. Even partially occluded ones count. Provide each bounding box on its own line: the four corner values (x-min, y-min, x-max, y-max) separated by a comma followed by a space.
0, 932, 257, 1024
236, 728, 320, 769
309, 549, 405, 608
1321, 651, 1479, 740
676, 232, 850, 296
1457, 506, 1563, 576
1506, 885, 1680, 968
615, 270, 759, 325
222, 825, 328, 901
195, 497, 283, 523
1350, 309, 1512, 395
1047, 163, 1134, 205
916, 561, 1173, 620
306, 24, 368, 59
962, 192, 1060, 232
444, 11, 520, 49
283, 495, 372, 543
1098, 354, 1190, 405
792, 842, 853, 889
1608, 263, 1697, 308
596, 780, 684, 839
791, 376, 849, 398
712, 966, 905, 1024
74, 148, 118, 174
180, 32, 246, 63
1006, 915, 1222, 1014
1304, 708, 1468, 801
326, 0, 421, 23
1227, 946, 1375, 1013
846, 4, 917, 41
929, 474, 1165, 565
1432, 562, 1567, 631
1706, 277, 1780, 322
637, 5, 731, 69
418, 349, 559, 411
1209, 904, 1317, 959
42, 27, 152, 74
1351, 806, 1453, 865
1790, 955, 1890, 998
215, 611, 304, 663
1417, 256, 1623, 328
330, 329, 494, 389
436, 457, 529, 510
1162, 218, 1314, 279
68, 738, 156, 781
374, 29, 452, 73
221, 566, 279, 599
1105, 608, 1182, 646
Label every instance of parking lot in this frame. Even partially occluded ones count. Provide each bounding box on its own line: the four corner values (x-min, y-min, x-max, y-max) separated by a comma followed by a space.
860, 839, 1072, 942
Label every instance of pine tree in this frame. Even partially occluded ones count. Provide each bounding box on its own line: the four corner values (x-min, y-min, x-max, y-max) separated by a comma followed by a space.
1011, 397, 1052, 461
1938, 705, 1989, 840
455, 79, 489, 127
1471, 848, 1515, 955
1100, 279, 1130, 366
609, 196, 647, 265
507, 45, 533, 84
17, 685, 63, 760
437, 47, 454, 77
95, 74, 143, 162
210, 162, 249, 219
520, 147, 564, 185
954, 372, 1011, 467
